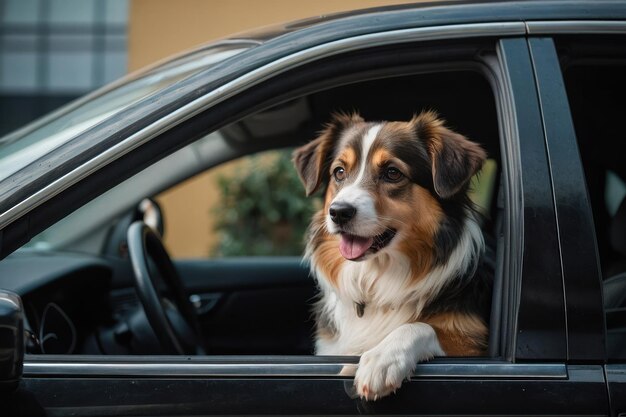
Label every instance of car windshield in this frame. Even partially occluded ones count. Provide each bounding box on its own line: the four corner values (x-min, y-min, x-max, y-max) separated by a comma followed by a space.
0, 42, 252, 181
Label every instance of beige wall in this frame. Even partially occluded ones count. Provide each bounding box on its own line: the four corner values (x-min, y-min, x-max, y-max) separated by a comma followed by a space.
129, 0, 424, 71
128, 0, 426, 258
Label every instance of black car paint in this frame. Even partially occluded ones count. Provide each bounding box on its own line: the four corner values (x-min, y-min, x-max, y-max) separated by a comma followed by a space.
4, 364, 609, 416
528, 37, 606, 362
0, 1, 624, 415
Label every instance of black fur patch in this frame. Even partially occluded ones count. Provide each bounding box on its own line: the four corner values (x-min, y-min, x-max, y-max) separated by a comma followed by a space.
388, 139, 434, 191
433, 195, 474, 266
422, 256, 493, 325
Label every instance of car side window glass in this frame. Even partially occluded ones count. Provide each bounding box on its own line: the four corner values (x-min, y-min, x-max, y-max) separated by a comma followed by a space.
558, 41, 626, 360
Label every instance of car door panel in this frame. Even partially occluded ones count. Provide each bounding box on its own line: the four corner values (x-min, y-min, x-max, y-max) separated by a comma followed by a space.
16, 361, 608, 416
175, 258, 316, 354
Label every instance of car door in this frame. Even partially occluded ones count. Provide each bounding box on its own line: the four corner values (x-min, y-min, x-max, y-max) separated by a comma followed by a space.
532, 30, 626, 417
1, 6, 618, 417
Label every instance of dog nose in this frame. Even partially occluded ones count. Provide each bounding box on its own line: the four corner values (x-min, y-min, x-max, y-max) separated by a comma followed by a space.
329, 202, 356, 224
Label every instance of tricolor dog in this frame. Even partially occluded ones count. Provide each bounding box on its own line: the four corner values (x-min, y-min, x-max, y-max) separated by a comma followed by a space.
293, 111, 490, 400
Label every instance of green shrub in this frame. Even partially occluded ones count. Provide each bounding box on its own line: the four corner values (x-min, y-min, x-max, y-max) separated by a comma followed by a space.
212, 150, 321, 256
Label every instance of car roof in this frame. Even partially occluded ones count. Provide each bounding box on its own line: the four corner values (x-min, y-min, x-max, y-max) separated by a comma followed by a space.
225, 0, 626, 44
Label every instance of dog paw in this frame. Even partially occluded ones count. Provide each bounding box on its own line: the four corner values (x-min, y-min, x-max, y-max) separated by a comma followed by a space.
353, 347, 414, 401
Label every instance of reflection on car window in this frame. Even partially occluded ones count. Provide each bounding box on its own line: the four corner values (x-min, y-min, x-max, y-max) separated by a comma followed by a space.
0, 45, 248, 180
606, 171, 626, 217
561, 56, 626, 361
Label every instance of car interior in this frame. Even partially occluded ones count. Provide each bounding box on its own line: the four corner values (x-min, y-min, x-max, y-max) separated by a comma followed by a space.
0, 42, 507, 361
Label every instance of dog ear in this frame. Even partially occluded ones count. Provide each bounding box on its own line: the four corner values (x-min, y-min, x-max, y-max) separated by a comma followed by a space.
293, 112, 363, 196
412, 111, 486, 199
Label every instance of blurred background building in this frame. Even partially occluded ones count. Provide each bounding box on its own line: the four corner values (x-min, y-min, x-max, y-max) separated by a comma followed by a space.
0, 0, 426, 258
0, 0, 128, 135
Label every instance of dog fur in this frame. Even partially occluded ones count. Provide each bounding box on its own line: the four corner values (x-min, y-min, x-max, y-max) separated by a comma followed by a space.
293, 111, 490, 400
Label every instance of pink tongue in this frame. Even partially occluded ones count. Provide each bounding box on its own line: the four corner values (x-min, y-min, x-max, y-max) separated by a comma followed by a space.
339, 234, 374, 260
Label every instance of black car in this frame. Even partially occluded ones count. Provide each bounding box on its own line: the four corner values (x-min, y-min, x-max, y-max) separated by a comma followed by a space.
1, 1, 626, 415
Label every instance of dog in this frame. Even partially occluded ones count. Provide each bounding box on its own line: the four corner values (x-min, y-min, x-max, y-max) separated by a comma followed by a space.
293, 111, 491, 401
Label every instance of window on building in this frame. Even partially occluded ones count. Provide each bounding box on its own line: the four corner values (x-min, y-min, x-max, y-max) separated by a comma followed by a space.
0, 0, 128, 135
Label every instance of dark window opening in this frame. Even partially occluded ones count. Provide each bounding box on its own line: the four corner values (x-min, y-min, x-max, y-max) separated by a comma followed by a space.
157, 69, 503, 357
558, 37, 626, 360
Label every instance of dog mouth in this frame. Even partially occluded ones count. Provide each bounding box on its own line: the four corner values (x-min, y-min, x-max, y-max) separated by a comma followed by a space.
338, 228, 397, 261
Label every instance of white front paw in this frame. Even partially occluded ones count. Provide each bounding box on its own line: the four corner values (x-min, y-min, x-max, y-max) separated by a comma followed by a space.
354, 346, 415, 401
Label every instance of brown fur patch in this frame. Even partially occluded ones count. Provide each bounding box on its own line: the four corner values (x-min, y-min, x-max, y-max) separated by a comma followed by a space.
410, 111, 444, 170
379, 120, 417, 141
372, 148, 392, 168
309, 211, 343, 287
336, 146, 358, 172
394, 186, 443, 282
424, 312, 488, 356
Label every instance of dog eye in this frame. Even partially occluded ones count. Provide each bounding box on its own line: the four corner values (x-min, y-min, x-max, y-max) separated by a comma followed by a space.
383, 167, 403, 182
333, 166, 346, 182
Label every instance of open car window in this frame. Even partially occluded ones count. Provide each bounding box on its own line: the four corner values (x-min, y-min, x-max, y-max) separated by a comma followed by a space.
8, 44, 511, 361
154, 71, 502, 263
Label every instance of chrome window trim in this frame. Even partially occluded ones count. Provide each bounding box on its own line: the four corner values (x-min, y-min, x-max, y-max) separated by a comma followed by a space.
526, 20, 626, 34
0, 21, 524, 230
23, 360, 567, 379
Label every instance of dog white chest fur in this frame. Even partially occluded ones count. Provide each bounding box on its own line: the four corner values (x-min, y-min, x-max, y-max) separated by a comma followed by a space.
311, 223, 479, 400
314, 249, 447, 353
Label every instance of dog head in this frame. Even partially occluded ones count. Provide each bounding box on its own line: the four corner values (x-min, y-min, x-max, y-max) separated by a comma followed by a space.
293, 111, 486, 263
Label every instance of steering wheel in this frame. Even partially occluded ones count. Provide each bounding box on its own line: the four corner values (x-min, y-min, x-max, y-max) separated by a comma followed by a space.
127, 221, 204, 355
